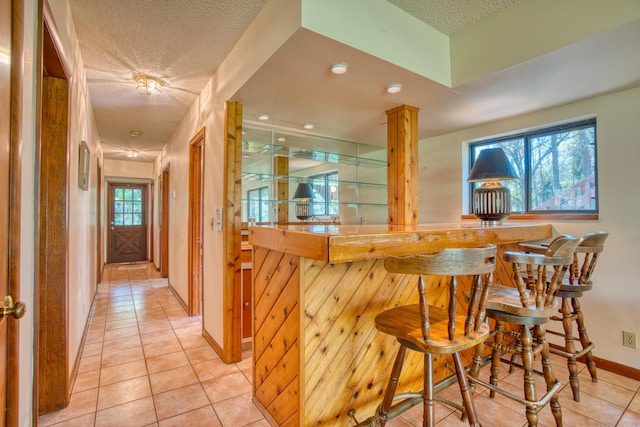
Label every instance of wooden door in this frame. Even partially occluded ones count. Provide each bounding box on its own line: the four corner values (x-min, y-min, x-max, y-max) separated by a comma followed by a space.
189, 130, 204, 316
109, 184, 147, 263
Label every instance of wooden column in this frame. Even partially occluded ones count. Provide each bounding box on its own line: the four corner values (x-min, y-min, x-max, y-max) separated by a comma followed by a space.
222, 100, 243, 362
274, 156, 289, 224
386, 105, 419, 225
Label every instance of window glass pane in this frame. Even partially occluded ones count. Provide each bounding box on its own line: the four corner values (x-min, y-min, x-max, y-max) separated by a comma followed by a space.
115, 201, 124, 213
123, 214, 133, 226
133, 214, 142, 225
133, 202, 142, 213
115, 188, 123, 200
469, 119, 596, 215
124, 189, 133, 200
529, 126, 596, 211
133, 189, 142, 201
114, 214, 124, 225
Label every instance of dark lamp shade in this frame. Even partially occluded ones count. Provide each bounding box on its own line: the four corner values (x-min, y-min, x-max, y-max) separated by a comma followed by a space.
468, 148, 518, 182
293, 183, 314, 200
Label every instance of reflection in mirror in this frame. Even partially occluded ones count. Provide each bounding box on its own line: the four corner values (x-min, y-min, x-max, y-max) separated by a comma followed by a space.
242, 124, 388, 225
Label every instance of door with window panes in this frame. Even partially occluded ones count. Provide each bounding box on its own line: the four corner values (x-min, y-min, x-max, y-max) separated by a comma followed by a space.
110, 184, 147, 263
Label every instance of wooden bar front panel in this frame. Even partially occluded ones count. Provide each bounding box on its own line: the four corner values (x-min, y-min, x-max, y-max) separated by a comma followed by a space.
250, 224, 551, 425
253, 246, 300, 426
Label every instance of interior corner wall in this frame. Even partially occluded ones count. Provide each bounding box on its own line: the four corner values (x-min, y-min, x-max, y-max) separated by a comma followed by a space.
44, 0, 102, 395
419, 86, 640, 369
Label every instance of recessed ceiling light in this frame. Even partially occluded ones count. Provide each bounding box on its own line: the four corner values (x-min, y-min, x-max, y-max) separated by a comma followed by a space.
386, 83, 403, 94
257, 113, 270, 121
277, 136, 286, 142
242, 153, 250, 159
130, 130, 143, 137
303, 123, 315, 130
330, 63, 349, 75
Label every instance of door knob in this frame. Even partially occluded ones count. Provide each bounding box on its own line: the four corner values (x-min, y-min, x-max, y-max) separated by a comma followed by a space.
1, 295, 26, 322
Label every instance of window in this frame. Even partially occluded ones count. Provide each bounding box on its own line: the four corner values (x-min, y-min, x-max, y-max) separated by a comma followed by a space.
247, 186, 270, 222
113, 187, 144, 226
310, 172, 339, 216
470, 119, 597, 214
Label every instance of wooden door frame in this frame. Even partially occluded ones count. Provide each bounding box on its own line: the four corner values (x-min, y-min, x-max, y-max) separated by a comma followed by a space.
160, 167, 170, 278
96, 160, 102, 283
37, 14, 71, 414
188, 129, 205, 317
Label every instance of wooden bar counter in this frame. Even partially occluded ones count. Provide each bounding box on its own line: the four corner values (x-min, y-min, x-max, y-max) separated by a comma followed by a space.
248, 223, 552, 426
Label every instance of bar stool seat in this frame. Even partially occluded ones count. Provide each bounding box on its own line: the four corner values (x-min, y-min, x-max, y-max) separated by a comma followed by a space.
469, 234, 580, 427
373, 246, 497, 427
519, 231, 608, 402
376, 304, 490, 354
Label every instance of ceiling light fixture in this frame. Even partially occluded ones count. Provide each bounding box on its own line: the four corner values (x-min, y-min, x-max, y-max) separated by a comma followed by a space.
126, 150, 139, 158
277, 136, 286, 142
130, 130, 143, 137
303, 123, 315, 130
386, 83, 403, 94
257, 113, 270, 121
135, 75, 162, 95
330, 63, 349, 75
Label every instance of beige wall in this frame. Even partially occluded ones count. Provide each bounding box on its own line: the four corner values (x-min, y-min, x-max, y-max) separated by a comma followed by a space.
157, 0, 301, 349
419, 86, 640, 369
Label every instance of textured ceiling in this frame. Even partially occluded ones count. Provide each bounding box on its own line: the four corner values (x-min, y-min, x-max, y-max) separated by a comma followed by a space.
387, 0, 518, 35
67, 0, 267, 161
65, 1, 640, 163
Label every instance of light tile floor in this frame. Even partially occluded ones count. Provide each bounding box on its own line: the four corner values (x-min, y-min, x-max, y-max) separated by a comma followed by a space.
38, 263, 640, 427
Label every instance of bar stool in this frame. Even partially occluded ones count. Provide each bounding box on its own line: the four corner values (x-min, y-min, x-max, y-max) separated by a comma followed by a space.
374, 246, 496, 427
520, 231, 608, 402
469, 235, 579, 427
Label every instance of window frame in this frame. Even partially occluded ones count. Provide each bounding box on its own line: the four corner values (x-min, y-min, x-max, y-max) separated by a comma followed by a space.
468, 118, 598, 219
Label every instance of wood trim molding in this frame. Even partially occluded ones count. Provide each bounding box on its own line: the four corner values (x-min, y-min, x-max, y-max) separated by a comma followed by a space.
222, 101, 243, 363
461, 213, 599, 221
549, 343, 640, 381
167, 281, 188, 314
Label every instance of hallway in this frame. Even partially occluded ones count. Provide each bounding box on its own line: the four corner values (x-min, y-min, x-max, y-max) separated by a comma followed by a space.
37, 263, 640, 426
38, 263, 268, 427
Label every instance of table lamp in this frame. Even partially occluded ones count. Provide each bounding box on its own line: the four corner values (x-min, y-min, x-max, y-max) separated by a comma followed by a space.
293, 183, 314, 221
467, 147, 518, 225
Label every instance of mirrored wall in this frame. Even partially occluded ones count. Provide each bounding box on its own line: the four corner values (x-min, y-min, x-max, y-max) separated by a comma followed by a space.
242, 125, 387, 225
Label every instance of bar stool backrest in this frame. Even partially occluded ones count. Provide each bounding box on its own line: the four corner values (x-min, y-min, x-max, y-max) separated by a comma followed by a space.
568, 231, 609, 285
505, 235, 580, 310
383, 245, 496, 343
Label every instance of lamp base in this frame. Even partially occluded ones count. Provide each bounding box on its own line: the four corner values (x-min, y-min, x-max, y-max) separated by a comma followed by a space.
472, 182, 512, 225
296, 202, 311, 221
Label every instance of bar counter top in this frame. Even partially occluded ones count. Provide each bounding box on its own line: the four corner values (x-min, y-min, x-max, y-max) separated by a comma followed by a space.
249, 222, 552, 263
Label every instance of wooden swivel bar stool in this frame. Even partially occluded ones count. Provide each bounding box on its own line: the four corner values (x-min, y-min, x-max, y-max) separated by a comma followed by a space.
469, 235, 579, 427
520, 231, 609, 402
374, 246, 496, 427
